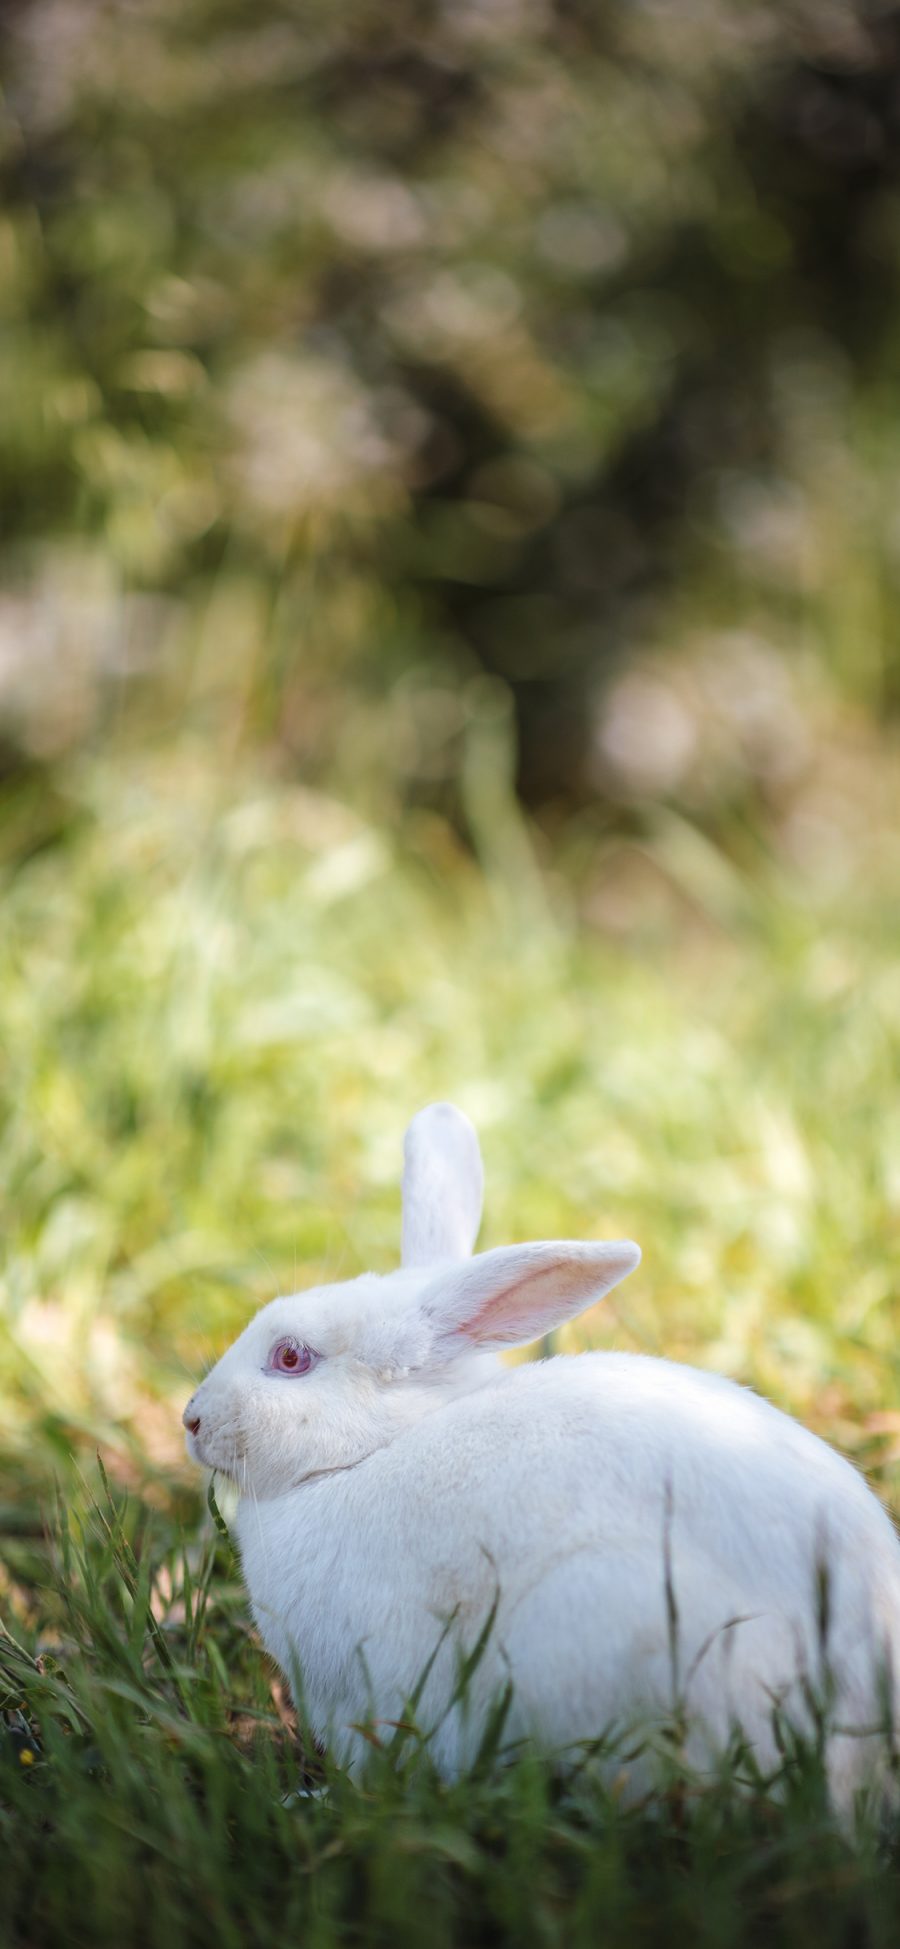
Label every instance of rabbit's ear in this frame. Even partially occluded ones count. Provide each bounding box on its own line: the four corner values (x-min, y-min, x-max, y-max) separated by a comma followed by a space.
420, 1238, 640, 1351
401, 1102, 484, 1268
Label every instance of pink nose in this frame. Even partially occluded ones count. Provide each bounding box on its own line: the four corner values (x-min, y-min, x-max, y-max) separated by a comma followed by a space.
183, 1404, 201, 1435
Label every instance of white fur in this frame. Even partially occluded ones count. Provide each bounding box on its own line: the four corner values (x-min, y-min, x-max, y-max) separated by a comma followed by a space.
401, 1101, 484, 1267
184, 1104, 900, 1812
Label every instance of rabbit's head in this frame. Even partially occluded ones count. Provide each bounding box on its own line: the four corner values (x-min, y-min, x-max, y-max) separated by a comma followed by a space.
183, 1103, 640, 1498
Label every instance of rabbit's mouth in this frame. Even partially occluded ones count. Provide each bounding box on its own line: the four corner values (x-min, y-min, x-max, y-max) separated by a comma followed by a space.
184, 1424, 209, 1469
185, 1423, 243, 1478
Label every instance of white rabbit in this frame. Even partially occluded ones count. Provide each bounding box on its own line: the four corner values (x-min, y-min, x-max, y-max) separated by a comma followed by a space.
184, 1102, 900, 1813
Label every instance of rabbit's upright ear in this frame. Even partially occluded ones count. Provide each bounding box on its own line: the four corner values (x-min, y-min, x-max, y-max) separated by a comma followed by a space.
401, 1102, 484, 1268
420, 1238, 640, 1352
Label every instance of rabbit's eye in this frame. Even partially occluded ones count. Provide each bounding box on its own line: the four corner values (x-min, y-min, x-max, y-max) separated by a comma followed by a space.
268, 1337, 316, 1376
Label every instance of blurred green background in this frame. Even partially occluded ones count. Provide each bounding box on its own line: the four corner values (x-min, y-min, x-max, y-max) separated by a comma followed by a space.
2, 0, 900, 1516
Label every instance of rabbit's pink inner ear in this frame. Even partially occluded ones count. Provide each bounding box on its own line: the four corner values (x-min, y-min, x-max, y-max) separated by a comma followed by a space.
450, 1277, 549, 1347
425, 1240, 641, 1353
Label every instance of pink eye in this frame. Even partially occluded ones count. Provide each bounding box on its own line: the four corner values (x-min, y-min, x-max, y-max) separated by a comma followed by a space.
268, 1337, 315, 1376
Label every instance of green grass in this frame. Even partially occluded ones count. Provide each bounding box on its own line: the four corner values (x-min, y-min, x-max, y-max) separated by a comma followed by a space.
3, 731, 900, 1944
3, 1473, 900, 1949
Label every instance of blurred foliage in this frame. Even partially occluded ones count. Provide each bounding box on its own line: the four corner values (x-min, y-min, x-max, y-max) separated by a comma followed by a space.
0, 0, 898, 1550
0, 0, 899, 1552
4, 8, 900, 1931
4, 0, 900, 809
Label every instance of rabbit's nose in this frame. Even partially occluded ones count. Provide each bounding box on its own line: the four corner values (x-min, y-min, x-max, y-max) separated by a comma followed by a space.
183, 1401, 201, 1435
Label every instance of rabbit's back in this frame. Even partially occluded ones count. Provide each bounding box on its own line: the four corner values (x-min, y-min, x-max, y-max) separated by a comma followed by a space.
420, 1353, 900, 1791
399, 1352, 898, 1607
242, 1351, 900, 1798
